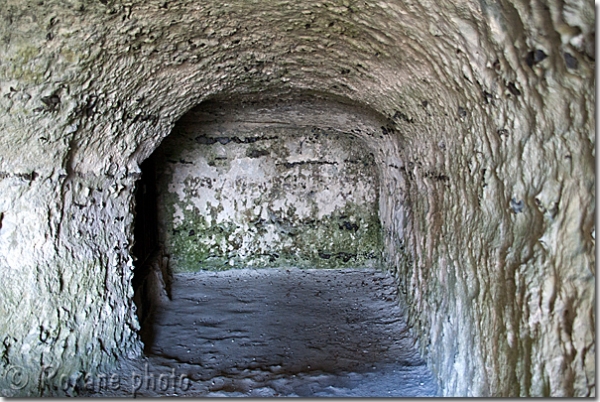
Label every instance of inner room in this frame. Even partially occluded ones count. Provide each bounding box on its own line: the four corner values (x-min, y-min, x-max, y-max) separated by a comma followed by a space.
152, 98, 383, 273
127, 95, 437, 397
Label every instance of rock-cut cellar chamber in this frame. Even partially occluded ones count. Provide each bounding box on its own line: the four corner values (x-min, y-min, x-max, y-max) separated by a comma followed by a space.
128, 97, 441, 397
0, 0, 594, 397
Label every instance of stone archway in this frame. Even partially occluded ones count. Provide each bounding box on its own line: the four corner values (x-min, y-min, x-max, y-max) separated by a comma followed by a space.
124, 95, 441, 397
131, 94, 393, 349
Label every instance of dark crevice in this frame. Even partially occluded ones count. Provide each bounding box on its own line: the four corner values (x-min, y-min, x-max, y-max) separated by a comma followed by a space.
132, 156, 161, 352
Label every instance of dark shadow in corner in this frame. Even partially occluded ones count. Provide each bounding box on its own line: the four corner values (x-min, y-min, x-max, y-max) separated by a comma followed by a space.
132, 156, 164, 353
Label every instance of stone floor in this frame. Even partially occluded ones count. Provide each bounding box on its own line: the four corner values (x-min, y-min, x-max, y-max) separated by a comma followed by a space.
83, 267, 438, 397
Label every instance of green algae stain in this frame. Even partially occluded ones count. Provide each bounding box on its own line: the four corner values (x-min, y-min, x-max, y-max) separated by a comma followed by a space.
163, 198, 383, 273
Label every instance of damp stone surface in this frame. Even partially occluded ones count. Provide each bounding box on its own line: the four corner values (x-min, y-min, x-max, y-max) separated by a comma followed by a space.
82, 268, 438, 397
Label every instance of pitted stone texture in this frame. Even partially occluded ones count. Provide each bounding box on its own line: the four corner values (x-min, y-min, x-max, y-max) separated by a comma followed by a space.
0, 0, 594, 397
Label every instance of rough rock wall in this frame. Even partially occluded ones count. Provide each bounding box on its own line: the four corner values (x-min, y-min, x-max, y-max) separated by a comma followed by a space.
151, 102, 383, 271
0, 0, 594, 397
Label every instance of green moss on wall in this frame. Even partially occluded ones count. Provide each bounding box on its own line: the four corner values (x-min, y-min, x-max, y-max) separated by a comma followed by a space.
164, 201, 383, 272
153, 116, 383, 273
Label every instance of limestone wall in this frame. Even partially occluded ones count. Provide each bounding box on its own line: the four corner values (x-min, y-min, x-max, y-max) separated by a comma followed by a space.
151, 102, 383, 271
0, 0, 594, 397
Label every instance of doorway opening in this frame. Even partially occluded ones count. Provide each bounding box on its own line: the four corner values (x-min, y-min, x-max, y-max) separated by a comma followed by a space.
129, 96, 437, 397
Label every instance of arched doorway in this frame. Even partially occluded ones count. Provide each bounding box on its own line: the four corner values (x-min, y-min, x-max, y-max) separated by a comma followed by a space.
129, 95, 436, 397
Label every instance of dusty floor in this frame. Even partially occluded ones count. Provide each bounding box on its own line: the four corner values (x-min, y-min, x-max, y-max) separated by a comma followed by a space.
82, 268, 438, 397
